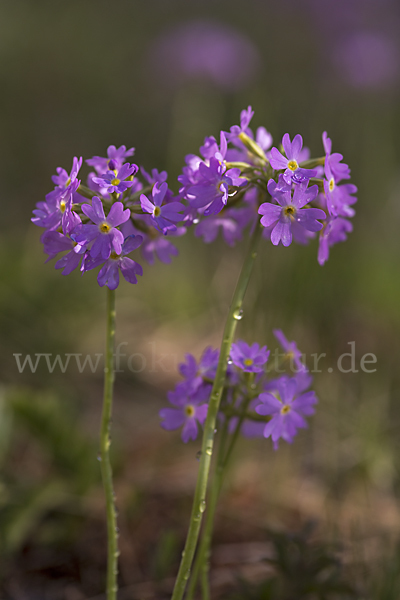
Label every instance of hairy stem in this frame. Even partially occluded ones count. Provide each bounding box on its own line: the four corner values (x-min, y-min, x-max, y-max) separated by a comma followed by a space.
171, 223, 263, 600
100, 288, 118, 600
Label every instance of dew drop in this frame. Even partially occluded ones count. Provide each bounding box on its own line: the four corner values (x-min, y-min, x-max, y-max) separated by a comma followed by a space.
214, 428, 217, 434
227, 357, 233, 365
233, 308, 243, 321
183, 570, 190, 581
196, 450, 202, 461
199, 500, 206, 513
97, 453, 102, 461
193, 218, 199, 224
205, 447, 212, 456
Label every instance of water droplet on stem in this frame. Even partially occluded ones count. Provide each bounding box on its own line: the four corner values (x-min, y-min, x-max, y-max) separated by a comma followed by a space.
233, 308, 243, 321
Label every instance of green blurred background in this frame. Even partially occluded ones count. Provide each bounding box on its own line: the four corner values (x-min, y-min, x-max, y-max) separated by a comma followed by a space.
1, 0, 400, 598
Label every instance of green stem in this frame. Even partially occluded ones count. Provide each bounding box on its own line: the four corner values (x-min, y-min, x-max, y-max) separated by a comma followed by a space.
100, 288, 118, 600
186, 421, 229, 600
171, 223, 263, 600
187, 384, 254, 599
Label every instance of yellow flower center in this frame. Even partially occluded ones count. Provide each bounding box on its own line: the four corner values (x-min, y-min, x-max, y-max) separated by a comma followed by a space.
153, 206, 161, 217
281, 405, 291, 415
65, 178, 71, 187
111, 178, 120, 186
110, 251, 120, 260
185, 405, 195, 417
244, 358, 254, 366
99, 222, 111, 233
60, 200, 66, 213
287, 160, 298, 171
329, 177, 335, 192
283, 205, 296, 218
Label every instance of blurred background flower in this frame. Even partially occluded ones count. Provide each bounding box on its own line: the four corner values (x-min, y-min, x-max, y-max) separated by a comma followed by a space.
147, 19, 261, 92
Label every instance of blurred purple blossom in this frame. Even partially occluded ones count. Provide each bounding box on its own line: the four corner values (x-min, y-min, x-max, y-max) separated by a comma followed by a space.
332, 31, 399, 90
147, 20, 261, 91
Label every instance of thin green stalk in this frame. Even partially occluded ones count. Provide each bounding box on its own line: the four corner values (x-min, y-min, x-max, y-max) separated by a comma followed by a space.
186, 421, 229, 600
187, 383, 254, 599
100, 288, 118, 600
171, 223, 263, 600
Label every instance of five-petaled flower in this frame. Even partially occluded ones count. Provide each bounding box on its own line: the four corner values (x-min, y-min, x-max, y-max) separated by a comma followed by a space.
83, 235, 144, 290
159, 381, 210, 443
72, 197, 130, 259
93, 162, 138, 195
255, 376, 318, 449
258, 177, 325, 247
269, 134, 317, 184
230, 340, 270, 373
140, 181, 185, 234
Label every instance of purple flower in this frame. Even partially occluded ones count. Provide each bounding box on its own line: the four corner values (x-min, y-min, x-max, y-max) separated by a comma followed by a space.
41, 211, 87, 275
141, 166, 167, 186
273, 329, 307, 373
33, 177, 81, 232
195, 206, 254, 246
255, 376, 317, 449
140, 182, 184, 233
47, 156, 82, 200
187, 157, 246, 216
229, 396, 266, 438
159, 381, 210, 443
228, 105, 255, 140
259, 177, 325, 247
223, 107, 273, 163
72, 197, 130, 259
141, 236, 179, 265
332, 31, 400, 90
322, 132, 350, 182
92, 162, 138, 195
230, 340, 270, 373
179, 346, 220, 392
83, 235, 143, 290
324, 159, 357, 218
86, 145, 135, 174
269, 134, 317, 184
148, 20, 261, 92
318, 217, 353, 266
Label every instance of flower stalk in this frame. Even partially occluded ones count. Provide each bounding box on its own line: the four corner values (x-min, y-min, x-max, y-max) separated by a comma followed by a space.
100, 288, 119, 600
171, 222, 263, 600
186, 376, 255, 599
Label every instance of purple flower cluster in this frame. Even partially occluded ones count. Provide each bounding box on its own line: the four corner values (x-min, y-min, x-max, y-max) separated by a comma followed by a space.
177, 106, 357, 264
160, 333, 318, 449
32, 145, 188, 289
34, 109, 357, 289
